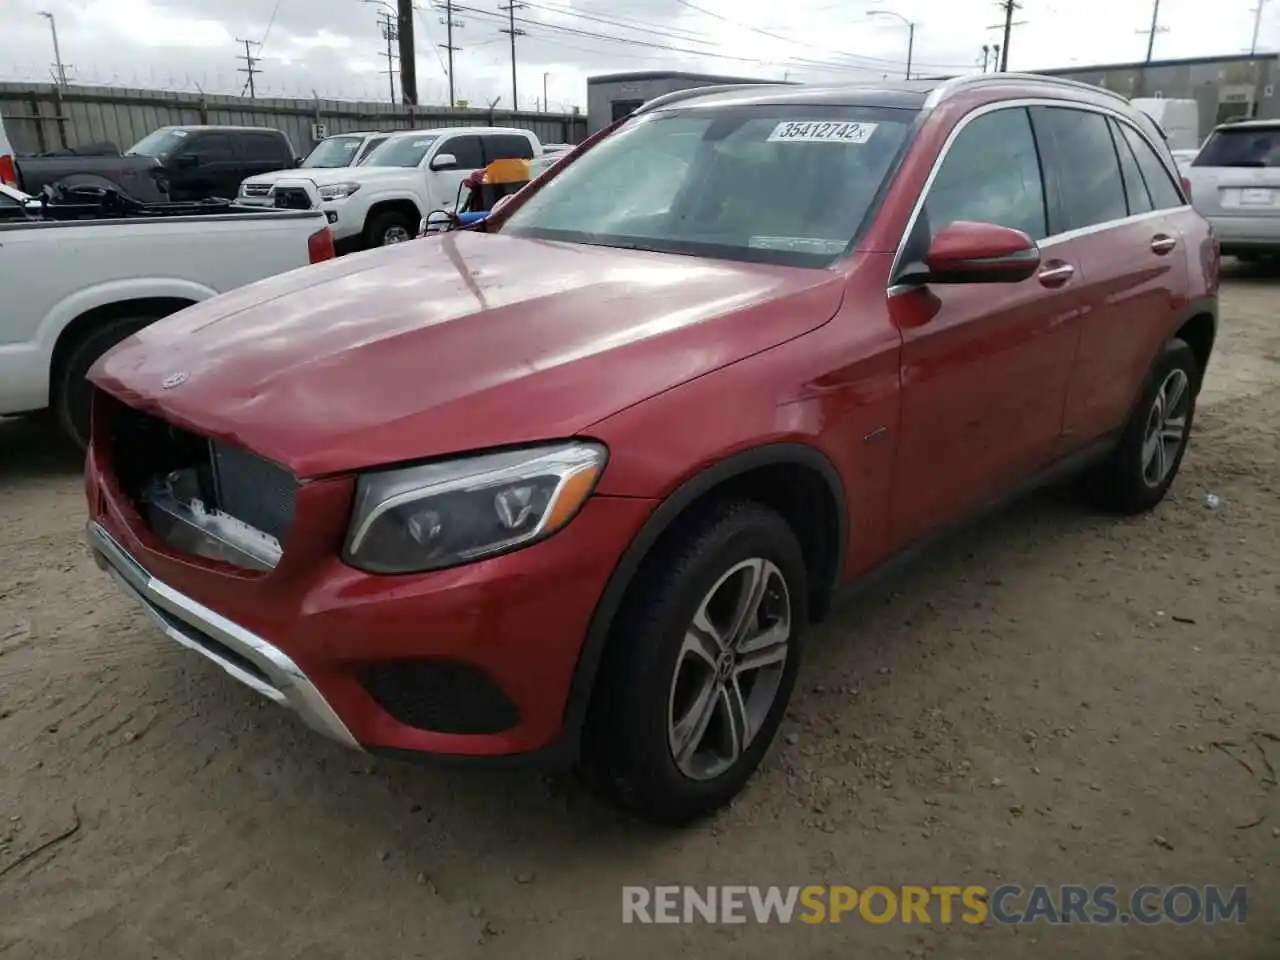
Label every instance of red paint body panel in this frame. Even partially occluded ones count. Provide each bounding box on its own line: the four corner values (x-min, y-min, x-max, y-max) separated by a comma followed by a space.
84, 79, 1218, 763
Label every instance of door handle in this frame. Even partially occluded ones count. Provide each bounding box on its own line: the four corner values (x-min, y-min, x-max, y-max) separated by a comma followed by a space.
1037, 262, 1075, 287
1151, 235, 1178, 255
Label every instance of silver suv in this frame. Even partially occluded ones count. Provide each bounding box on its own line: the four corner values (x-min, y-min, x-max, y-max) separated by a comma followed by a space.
1185, 119, 1280, 260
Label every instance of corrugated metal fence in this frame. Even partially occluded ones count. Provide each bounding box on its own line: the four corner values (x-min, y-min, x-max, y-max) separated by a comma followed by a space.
0, 82, 587, 156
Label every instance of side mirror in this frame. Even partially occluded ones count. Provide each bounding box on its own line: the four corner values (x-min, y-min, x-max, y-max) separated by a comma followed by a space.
429, 153, 458, 171
900, 221, 1041, 286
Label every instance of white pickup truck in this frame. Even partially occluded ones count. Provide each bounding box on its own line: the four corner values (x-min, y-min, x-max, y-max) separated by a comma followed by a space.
0, 181, 336, 445
258, 126, 542, 251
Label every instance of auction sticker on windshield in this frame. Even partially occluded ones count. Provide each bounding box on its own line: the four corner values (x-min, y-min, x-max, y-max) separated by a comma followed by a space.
767, 121, 878, 144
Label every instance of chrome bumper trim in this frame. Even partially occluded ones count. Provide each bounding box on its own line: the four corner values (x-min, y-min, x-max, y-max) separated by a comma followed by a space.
86, 521, 361, 751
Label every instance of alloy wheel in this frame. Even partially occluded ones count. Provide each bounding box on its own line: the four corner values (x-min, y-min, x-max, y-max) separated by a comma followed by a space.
1141, 367, 1191, 488
383, 225, 411, 244
667, 558, 792, 782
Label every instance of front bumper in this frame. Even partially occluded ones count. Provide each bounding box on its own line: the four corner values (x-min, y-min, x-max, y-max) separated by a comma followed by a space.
87, 521, 360, 749
85, 446, 655, 763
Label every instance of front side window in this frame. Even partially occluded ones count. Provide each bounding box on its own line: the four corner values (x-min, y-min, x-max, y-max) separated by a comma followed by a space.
361, 135, 439, 167
437, 135, 484, 169
500, 104, 915, 267
186, 133, 233, 161
126, 129, 191, 159
1119, 123, 1186, 209
1038, 107, 1127, 231
922, 106, 1047, 241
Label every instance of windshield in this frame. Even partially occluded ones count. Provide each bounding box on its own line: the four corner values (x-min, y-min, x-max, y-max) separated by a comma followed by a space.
361, 134, 439, 168
499, 104, 914, 267
1194, 125, 1280, 167
125, 128, 191, 159
302, 135, 367, 168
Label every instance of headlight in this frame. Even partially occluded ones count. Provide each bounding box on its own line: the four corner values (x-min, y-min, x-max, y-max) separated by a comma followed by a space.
319, 182, 361, 201
344, 441, 607, 574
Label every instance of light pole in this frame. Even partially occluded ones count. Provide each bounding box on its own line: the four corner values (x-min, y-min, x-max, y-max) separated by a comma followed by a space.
869, 9, 915, 80
542, 71, 549, 112
38, 11, 68, 87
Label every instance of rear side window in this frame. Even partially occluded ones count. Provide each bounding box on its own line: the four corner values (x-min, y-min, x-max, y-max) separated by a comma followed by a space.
1036, 107, 1127, 231
483, 134, 535, 162
1118, 123, 1186, 209
1109, 118, 1153, 215
239, 132, 287, 162
439, 135, 484, 169
923, 106, 1047, 241
186, 133, 234, 160
1194, 124, 1280, 167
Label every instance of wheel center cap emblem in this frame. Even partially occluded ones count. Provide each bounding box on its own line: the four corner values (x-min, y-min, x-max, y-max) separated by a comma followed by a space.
717, 652, 734, 678
161, 372, 189, 389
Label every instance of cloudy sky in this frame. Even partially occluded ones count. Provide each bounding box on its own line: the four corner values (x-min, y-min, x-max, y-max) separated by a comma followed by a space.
1, 0, 1275, 110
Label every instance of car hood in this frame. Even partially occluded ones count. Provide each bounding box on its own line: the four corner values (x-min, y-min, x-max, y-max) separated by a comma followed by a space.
90, 232, 846, 478
304, 166, 419, 188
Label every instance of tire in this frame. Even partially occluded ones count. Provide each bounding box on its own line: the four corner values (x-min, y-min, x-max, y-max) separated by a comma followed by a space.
1082, 337, 1198, 514
364, 210, 416, 247
53, 314, 161, 448
580, 500, 808, 826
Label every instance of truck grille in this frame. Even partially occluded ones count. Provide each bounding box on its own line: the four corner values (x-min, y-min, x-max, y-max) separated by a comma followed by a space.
242, 183, 272, 197
106, 401, 299, 551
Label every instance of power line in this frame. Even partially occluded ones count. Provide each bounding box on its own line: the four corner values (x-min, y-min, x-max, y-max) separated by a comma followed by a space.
235, 38, 262, 98
498, 1, 526, 110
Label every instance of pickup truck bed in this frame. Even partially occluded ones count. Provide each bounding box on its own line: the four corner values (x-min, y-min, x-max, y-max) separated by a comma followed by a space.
1, 198, 334, 445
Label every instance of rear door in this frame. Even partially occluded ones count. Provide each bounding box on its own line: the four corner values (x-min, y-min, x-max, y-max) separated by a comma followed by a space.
1035, 106, 1191, 445
888, 105, 1085, 548
237, 131, 293, 189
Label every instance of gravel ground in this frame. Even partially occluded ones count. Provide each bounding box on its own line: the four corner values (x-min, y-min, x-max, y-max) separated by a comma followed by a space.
1, 267, 1278, 959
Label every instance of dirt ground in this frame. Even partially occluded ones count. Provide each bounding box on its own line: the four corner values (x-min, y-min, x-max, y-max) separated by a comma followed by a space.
1, 267, 1278, 960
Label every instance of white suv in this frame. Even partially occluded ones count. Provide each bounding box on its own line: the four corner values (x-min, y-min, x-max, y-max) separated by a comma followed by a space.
285, 126, 542, 249
1184, 119, 1280, 260
238, 130, 390, 207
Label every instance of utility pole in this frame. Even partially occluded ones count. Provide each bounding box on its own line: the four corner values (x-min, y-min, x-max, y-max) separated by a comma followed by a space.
982, 43, 991, 73
374, 9, 398, 103
543, 71, 549, 113
499, 2, 526, 112
1139, 0, 1169, 63
235, 38, 262, 98
440, 0, 463, 108
1250, 0, 1269, 55
397, 0, 417, 104
996, 0, 1020, 71
37, 12, 69, 87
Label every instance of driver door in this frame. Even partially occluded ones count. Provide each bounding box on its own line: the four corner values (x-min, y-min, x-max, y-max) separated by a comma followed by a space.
888, 105, 1086, 548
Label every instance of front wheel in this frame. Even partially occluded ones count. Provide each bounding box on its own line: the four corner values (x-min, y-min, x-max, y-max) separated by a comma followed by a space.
1082, 337, 1198, 514
364, 210, 416, 247
53, 313, 164, 448
581, 501, 807, 825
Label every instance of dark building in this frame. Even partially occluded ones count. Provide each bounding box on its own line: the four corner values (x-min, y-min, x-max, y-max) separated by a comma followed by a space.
1036, 53, 1280, 140
586, 71, 783, 134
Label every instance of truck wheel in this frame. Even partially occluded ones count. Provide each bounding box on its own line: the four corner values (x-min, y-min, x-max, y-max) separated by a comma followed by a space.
580, 500, 807, 826
53, 314, 160, 448
365, 211, 415, 247
1082, 338, 1198, 515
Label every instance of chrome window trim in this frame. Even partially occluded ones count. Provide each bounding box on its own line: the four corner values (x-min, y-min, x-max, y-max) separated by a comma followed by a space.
887, 97, 1191, 292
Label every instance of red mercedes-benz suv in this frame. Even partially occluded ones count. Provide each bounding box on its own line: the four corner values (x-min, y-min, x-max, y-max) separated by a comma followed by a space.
84, 74, 1218, 825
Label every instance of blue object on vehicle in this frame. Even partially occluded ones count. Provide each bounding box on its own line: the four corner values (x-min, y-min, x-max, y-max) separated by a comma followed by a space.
456, 211, 489, 225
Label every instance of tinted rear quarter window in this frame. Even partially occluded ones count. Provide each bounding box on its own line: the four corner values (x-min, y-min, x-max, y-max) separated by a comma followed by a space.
1194, 125, 1280, 167
483, 134, 535, 162
1036, 107, 1127, 231
1118, 123, 1187, 209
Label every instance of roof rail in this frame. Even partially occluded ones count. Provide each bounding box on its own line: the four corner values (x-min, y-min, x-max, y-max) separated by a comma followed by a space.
632, 83, 793, 116
924, 72, 1132, 109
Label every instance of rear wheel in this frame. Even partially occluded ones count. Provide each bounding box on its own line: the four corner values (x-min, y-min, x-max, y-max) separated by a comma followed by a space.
1082, 338, 1198, 514
53, 313, 161, 448
581, 500, 807, 825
